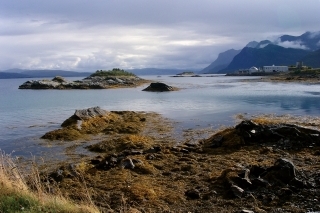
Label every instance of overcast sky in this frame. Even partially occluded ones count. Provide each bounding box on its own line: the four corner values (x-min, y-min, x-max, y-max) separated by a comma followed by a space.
0, 0, 319, 71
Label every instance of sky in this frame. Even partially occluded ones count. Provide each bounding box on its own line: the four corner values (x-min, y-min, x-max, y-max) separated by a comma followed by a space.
0, 0, 319, 72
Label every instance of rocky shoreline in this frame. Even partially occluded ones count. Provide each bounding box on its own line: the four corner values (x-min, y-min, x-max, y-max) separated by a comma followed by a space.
36, 107, 320, 213
18, 75, 150, 89
242, 72, 320, 84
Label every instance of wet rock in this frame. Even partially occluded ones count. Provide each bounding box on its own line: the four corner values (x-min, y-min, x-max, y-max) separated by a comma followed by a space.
237, 169, 252, 188
121, 158, 135, 169
145, 154, 156, 160
19, 75, 146, 89
90, 156, 103, 165
142, 82, 175, 92
131, 150, 144, 155
207, 120, 320, 150
270, 158, 296, 183
52, 76, 68, 83
249, 165, 267, 178
49, 169, 64, 182
290, 177, 306, 188
231, 184, 244, 198
185, 189, 201, 199
210, 135, 224, 147
251, 177, 270, 188
144, 146, 161, 154
74, 106, 107, 120
239, 210, 255, 213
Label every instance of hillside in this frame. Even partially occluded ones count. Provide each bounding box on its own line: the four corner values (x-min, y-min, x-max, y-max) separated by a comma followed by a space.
128, 68, 198, 75
200, 49, 241, 73
301, 49, 320, 68
0, 72, 32, 79
0, 69, 93, 79
278, 31, 320, 51
219, 44, 311, 73
202, 31, 320, 73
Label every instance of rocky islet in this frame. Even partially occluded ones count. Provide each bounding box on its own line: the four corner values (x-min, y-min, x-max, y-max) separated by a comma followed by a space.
18, 75, 149, 89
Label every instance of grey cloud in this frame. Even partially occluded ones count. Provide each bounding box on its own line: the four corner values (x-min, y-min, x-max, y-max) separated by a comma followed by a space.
275, 38, 309, 50
0, 0, 319, 71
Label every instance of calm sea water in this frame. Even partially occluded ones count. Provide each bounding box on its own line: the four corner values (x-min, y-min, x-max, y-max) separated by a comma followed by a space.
1, 75, 320, 157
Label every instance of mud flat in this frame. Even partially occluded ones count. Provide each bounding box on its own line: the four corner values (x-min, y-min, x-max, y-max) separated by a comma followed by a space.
35, 108, 320, 212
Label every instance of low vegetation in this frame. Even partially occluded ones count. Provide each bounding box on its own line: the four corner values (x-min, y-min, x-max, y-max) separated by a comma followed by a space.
90, 68, 136, 77
0, 151, 99, 213
4, 111, 320, 212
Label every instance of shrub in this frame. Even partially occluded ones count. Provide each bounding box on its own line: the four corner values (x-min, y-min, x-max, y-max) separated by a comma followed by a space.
90, 68, 136, 77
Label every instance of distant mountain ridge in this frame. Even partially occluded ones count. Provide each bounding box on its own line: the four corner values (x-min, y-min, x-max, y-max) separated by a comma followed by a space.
200, 49, 241, 73
0, 68, 198, 79
127, 68, 198, 75
0, 69, 93, 79
203, 30, 320, 73
277, 31, 320, 51
219, 44, 311, 73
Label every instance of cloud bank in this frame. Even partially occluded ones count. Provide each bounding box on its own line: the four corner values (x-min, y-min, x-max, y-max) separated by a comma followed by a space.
0, 0, 319, 71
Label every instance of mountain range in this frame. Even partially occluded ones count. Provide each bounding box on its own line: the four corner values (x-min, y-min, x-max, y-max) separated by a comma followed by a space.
0, 69, 93, 79
200, 49, 241, 74
202, 31, 320, 73
0, 68, 192, 79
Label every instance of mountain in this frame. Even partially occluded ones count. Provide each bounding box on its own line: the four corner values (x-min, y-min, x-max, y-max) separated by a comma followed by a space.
277, 31, 320, 51
0, 69, 93, 79
202, 31, 320, 73
200, 49, 241, 73
219, 44, 311, 73
127, 68, 198, 75
301, 49, 320, 68
0, 72, 32, 79
256, 40, 273, 48
245, 41, 259, 48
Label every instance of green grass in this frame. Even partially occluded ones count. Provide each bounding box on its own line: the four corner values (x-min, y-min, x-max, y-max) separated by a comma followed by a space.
0, 152, 99, 213
90, 68, 136, 77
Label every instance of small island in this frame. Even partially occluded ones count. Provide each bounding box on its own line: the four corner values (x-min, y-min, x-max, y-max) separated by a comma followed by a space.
18, 68, 150, 89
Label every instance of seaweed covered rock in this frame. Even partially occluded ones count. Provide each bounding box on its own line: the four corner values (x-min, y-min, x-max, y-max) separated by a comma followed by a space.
203, 120, 320, 150
142, 82, 176, 92
41, 108, 162, 141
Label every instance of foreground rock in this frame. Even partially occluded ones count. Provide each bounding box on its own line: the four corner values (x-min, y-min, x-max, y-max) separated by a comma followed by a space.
19, 75, 149, 89
41, 107, 164, 141
142, 82, 177, 92
41, 116, 320, 212
203, 119, 320, 150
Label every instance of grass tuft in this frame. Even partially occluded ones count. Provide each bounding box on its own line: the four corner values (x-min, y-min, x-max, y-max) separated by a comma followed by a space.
0, 151, 99, 213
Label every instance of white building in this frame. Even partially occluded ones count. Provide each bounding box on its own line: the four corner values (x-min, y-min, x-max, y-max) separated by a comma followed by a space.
249, 66, 259, 73
263, 65, 288, 72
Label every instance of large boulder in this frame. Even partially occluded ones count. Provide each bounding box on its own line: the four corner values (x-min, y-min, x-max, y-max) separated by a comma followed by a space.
142, 82, 175, 92
203, 120, 320, 150
74, 106, 108, 120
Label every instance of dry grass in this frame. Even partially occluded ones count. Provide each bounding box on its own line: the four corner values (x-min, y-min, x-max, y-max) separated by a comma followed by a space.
0, 151, 99, 213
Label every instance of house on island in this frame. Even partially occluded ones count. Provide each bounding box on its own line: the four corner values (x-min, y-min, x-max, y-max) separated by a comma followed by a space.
262, 65, 288, 72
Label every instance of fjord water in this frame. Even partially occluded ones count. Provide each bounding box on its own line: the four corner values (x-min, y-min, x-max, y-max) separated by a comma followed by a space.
0, 75, 320, 156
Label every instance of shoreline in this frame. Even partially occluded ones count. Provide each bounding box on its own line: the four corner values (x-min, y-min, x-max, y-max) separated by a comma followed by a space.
12, 108, 320, 212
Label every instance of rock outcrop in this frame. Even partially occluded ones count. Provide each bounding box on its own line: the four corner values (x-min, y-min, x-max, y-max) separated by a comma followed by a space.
142, 82, 176, 92
19, 75, 148, 89
204, 120, 320, 150
74, 106, 107, 120
42, 116, 320, 212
